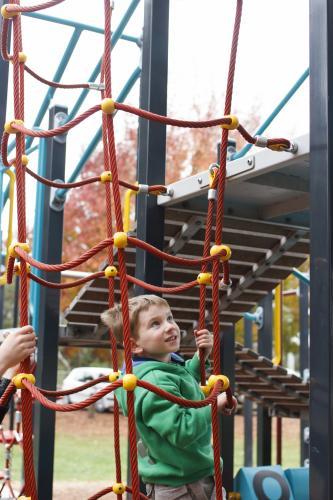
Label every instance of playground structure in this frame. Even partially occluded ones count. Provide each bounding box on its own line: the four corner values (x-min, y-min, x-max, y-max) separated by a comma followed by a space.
0, 1, 330, 499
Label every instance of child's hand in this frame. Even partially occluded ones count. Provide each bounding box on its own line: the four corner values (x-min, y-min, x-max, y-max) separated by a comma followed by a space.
195, 329, 213, 361
0, 326, 36, 377
217, 393, 238, 416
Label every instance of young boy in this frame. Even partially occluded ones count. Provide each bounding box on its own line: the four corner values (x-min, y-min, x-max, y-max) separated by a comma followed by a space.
0, 325, 36, 423
102, 294, 237, 500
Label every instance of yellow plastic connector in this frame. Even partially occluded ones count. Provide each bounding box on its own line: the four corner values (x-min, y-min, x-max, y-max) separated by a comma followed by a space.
113, 232, 128, 249
10, 52, 27, 64
228, 493, 241, 500
201, 385, 211, 396
100, 171, 112, 183
122, 374, 137, 391
221, 115, 239, 130
13, 155, 29, 166
12, 373, 35, 390
210, 244, 232, 262
197, 272, 212, 285
108, 370, 121, 383
8, 241, 30, 259
207, 374, 230, 392
104, 266, 118, 278
4, 119, 24, 134
101, 98, 115, 114
1, 4, 19, 18
14, 262, 31, 276
112, 483, 126, 495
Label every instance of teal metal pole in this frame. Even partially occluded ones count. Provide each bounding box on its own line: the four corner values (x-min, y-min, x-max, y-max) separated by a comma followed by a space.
24, 11, 140, 44
67, 0, 141, 122
232, 68, 309, 160
30, 138, 47, 327
292, 267, 310, 285
56, 65, 141, 201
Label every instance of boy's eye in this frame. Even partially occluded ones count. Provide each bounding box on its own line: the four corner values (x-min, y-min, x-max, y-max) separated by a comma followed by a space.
167, 315, 174, 322
151, 321, 160, 327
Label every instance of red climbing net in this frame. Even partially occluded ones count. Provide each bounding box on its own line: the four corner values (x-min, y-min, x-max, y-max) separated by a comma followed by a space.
0, 1, 293, 499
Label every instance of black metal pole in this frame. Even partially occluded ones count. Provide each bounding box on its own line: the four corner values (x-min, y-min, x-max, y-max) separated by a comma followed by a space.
299, 280, 309, 465
309, 1, 333, 496
256, 293, 272, 466
219, 324, 235, 493
244, 318, 253, 467
33, 105, 67, 499
134, 0, 169, 293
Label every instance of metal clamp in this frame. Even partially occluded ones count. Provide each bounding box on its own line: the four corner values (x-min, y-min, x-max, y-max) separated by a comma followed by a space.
50, 180, 66, 212
255, 136, 268, 148
88, 82, 105, 91
208, 189, 217, 201
219, 278, 232, 290
283, 141, 298, 154
138, 184, 149, 194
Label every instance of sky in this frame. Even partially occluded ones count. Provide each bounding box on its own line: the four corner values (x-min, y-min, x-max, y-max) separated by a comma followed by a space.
2, 0, 309, 229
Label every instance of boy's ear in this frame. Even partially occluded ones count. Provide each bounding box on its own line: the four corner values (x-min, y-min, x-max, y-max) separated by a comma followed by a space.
130, 337, 143, 355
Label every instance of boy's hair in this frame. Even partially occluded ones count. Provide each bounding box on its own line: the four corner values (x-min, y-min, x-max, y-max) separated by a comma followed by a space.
101, 294, 170, 344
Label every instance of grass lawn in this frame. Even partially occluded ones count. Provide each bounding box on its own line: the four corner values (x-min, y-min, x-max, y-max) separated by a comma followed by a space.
3, 411, 302, 497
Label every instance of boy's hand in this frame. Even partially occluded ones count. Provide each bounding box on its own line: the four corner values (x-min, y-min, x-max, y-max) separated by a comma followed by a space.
0, 326, 36, 377
195, 329, 213, 361
217, 393, 238, 416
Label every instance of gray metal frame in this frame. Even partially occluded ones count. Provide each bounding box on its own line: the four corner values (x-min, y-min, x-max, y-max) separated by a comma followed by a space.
33, 105, 67, 499
309, 0, 333, 495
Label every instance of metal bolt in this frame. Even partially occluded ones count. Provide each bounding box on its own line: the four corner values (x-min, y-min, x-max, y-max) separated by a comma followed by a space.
197, 177, 203, 184
247, 158, 253, 166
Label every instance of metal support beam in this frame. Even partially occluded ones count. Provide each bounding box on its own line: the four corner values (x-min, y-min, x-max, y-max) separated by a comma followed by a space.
135, 0, 169, 292
256, 293, 272, 466
33, 106, 67, 499
309, 1, 333, 496
219, 325, 235, 493
244, 318, 253, 466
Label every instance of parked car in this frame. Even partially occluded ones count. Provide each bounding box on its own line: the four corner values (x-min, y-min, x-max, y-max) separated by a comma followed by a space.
61, 367, 115, 413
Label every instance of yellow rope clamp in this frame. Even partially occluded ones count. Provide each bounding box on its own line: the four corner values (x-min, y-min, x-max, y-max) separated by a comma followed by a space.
104, 266, 118, 278
200, 385, 211, 396
122, 374, 137, 391
4, 119, 24, 134
123, 186, 138, 233
14, 155, 29, 166
1, 4, 19, 18
10, 52, 27, 64
113, 232, 128, 249
112, 483, 126, 495
228, 493, 241, 500
0, 170, 15, 286
108, 370, 121, 383
207, 374, 230, 392
220, 115, 239, 130
197, 272, 212, 285
8, 241, 30, 259
101, 98, 115, 114
12, 373, 36, 390
210, 244, 232, 262
100, 170, 112, 183
14, 262, 31, 276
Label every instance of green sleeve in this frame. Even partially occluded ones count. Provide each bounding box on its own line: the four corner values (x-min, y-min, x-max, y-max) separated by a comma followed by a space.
185, 352, 211, 382
141, 372, 211, 448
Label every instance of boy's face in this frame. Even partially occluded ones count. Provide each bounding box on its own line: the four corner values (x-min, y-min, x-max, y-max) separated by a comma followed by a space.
131, 304, 181, 362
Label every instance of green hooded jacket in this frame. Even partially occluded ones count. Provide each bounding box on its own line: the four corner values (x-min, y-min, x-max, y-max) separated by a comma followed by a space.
116, 353, 216, 486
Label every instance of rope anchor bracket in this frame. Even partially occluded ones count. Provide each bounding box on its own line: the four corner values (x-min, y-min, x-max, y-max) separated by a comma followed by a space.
50, 180, 66, 212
